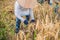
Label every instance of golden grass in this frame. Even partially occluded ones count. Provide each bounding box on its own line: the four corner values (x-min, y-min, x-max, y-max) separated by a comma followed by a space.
0, 0, 60, 40
15, 2, 60, 40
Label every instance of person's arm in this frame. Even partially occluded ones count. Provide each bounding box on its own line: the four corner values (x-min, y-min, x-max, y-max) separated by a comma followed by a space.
29, 8, 35, 22
14, 1, 25, 22
29, 8, 35, 20
15, 13, 28, 25
14, 1, 28, 25
15, 13, 25, 22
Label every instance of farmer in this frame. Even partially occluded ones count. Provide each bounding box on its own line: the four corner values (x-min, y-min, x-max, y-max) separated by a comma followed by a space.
47, 0, 53, 5
14, 0, 38, 33
54, 0, 60, 13
54, 2, 59, 13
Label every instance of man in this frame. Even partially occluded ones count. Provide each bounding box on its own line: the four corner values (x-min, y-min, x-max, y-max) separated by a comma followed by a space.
54, 0, 60, 13
14, 0, 38, 33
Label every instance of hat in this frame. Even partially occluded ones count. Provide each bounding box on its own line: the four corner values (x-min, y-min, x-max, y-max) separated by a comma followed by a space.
17, 0, 38, 8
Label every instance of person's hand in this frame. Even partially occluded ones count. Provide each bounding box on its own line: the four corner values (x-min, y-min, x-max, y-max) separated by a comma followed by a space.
30, 20, 35, 23
24, 20, 28, 25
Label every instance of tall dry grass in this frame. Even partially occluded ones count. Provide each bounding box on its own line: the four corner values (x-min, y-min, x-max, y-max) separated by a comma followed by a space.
0, 0, 60, 40
15, 2, 60, 40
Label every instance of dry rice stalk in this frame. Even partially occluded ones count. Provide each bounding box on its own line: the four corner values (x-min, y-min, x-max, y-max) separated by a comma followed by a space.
15, 3, 60, 40
18, 30, 26, 40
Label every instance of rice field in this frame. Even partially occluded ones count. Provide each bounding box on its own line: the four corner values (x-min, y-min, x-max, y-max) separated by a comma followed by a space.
0, 0, 60, 40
